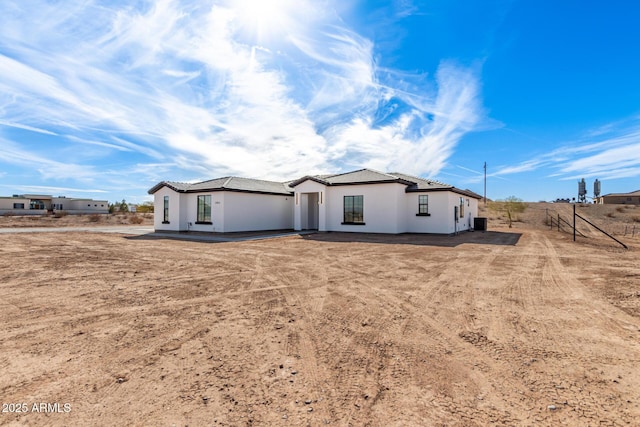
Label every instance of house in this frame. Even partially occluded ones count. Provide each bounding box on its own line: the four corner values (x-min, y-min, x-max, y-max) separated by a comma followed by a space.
149, 169, 481, 234
596, 190, 640, 205
0, 194, 109, 215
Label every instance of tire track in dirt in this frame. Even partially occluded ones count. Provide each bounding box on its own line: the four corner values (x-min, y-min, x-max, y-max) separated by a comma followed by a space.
479, 231, 640, 424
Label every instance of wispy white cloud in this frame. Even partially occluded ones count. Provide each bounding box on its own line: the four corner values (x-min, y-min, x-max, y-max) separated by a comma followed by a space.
0, 0, 490, 188
491, 117, 640, 181
2, 185, 108, 194
0, 138, 99, 181
0, 120, 58, 135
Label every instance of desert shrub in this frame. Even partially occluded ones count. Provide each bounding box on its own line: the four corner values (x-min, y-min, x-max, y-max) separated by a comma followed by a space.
616, 206, 625, 213
488, 196, 526, 228
53, 211, 68, 218
129, 215, 144, 224
3, 211, 16, 217
88, 213, 101, 222
632, 216, 640, 223
606, 212, 616, 218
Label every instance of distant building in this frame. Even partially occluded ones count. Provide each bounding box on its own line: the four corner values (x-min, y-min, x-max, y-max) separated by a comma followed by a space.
596, 190, 640, 205
0, 194, 109, 215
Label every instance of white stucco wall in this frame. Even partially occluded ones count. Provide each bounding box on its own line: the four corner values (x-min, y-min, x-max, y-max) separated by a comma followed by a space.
324, 183, 406, 233
404, 192, 479, 234
0, 196, 40, 215
154, 183, 480, 235
404, 191, 450, 233
155, 189, 294, 233
153, 187, 182, 231
66, 199, 109, 213
0, 198, 30, 210
222, 192, 293, 232
183, 192, 224, 232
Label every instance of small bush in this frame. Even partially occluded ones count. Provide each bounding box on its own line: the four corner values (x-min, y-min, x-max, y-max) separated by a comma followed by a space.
3, 211, 16, 217
632, 216, 640, 223
129, 215, 144, 224
616, 206, 625, 213
53, 211, 68, 218
606, 212, 616, 218
88, 214, 101, 222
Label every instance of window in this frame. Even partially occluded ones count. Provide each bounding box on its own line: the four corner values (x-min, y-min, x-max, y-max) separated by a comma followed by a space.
417, 195, 429, 216
30, 200, 45, 210
343, 195, 364, 224
197, 195, 212, 223
163, 196, 170, 223
13, 203, 24, 209
459, 197, 465, 218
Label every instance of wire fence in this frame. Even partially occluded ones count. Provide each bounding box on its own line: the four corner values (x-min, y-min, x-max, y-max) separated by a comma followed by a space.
542, 205, 634, 249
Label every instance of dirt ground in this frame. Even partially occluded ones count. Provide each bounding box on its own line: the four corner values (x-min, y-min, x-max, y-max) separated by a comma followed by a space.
1, 205, 640, 426
0, 212, 153, 228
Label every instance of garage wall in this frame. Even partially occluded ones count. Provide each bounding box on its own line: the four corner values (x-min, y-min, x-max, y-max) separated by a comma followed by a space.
223, 192, 294, 232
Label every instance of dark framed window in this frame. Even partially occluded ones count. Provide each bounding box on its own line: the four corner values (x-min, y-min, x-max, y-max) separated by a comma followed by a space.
13, 203, 24, 209
30, 200, 45, 210
417, 195, 429, 216
163, 196, 170, 223
343, 195, 364, 224
197, 195, 212, 223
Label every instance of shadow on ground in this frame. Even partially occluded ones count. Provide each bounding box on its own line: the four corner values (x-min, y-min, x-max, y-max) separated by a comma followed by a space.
127, 229, 522, 247
301, 230, 522, 247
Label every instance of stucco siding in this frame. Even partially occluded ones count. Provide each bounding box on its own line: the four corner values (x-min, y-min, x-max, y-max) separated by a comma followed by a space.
222, 192, 293, 232
184, 192, 224, 232
0, 198, 31, 214
153, 187, 182, 231
324, 183, 406, 233
65, 199, 109, 213
405, 192, 452, 233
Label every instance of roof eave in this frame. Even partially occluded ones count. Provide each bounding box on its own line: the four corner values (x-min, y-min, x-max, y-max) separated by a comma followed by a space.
288, 176, 330, 188
148, 181, 182, 194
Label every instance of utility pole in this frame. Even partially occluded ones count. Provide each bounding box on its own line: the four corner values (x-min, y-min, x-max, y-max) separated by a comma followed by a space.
483, 161, 487, 205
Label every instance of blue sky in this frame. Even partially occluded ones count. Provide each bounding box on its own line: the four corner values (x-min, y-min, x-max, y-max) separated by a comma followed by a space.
1, 0, 639, 203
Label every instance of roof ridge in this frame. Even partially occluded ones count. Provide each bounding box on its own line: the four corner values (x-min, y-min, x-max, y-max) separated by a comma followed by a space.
222, 177, 233, 188
326, 168, 399, 179
390, 171, 450, 187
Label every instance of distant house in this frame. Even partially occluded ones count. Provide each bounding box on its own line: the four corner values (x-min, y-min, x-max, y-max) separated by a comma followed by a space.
0, 194, 109, 215
149, 169, 481, 234
597, 190, 640, 205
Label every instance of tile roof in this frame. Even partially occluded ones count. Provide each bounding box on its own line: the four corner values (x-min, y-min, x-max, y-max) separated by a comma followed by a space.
289, 168, 413, 187
150, 168, 482, 199
289, 168, 482, 198
148, 177, 293, 195
602, 189, 640, 197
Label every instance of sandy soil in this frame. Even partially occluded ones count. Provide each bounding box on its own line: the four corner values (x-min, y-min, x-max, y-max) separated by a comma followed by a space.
0, 213, 153, 228
1, 206, 640, 426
